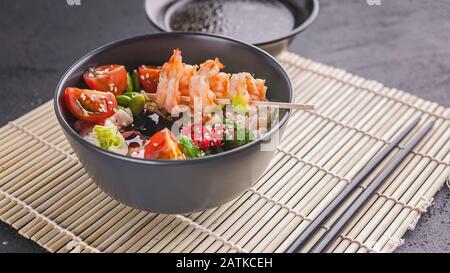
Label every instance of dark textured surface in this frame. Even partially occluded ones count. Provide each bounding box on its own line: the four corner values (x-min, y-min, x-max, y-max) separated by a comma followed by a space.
0, 0, 448, 253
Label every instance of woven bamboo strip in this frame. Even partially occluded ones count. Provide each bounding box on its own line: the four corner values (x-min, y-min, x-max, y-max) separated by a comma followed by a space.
287, 54, 445, 121
139, 78, 322, 251
83, 65, 324, 252
380, 163, 449, 252
346, 127, 449, 252
211, 78, 384, 251
324, 119, 446, 251
236, 74, 426, 251
85, 57, 324, 253
326, 108, 450, 251
190, 76, 408, 251
175, 63, 362, 251
15, 178, 94, 232
0, 99, 442, 252
21, 187, 103, 239
37, 87, 450, 251
10, 121, 74, 155
354, 133, 448, 248
88, 58, 326, 253
377, 161, 449, 250
246, 80, 408, 244
278, 95, 436, 251
246, 88, 421, 252
12, 173, 91, 230
195, 76, 406, 251
279, 53, 449, 121
148, 65, 348, 250
2, 161, 80, 222
326, 108, 448, 251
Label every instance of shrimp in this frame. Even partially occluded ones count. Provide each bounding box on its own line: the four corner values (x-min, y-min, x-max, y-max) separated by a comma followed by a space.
189, 58, 224, 111
229, 73, 251, 112
179, 64, 196, 97
210, 72, 266, 101
244, 73, 267, 101
210, 72, 230, 99
156, 49, 184, 113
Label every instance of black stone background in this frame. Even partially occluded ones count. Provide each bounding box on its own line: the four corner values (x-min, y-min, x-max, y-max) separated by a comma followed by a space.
0, 0, 448, 253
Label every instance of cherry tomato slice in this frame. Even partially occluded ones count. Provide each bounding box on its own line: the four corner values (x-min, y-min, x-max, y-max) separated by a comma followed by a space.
65, 88, 117, 123
144, 129, 185, 160
83, 64, 127, 96
138, 66, 161, 93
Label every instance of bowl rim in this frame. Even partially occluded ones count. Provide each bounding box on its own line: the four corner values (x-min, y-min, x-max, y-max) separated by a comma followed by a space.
144, 0, 320, 46
54, 32, 293, 166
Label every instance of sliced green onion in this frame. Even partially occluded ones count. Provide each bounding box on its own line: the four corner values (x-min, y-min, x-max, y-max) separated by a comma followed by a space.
231, 96, 249, 114
177, 135, 203, 158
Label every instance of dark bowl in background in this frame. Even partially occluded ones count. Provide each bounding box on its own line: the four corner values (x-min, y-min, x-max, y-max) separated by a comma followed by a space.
145, 0, 319, 57
54, 33, 293, 214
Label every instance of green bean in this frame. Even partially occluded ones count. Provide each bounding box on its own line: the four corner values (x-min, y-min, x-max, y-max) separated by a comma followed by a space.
129, 93, 145, 116
126, 73, 134, 92
132, 70, 140, 91
123, 91, 140, 98
116, 95, 132, 107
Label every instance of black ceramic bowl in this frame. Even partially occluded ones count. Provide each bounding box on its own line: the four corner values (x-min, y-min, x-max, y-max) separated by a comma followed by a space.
54, 33, 292, 214
145, 0, 319, 56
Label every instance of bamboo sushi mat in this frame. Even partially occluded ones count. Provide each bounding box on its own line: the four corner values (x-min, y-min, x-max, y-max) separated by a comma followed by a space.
0, 52, 449, 254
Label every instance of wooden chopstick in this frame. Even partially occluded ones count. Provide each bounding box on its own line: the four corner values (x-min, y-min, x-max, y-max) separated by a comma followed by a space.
309, 120, 434, 253
145, 93, 315, 111
286, 117, 424, 253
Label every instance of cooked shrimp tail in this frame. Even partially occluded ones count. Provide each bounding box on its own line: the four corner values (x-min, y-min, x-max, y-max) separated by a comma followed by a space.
229, 73, 251, 114
156, 49, 184, 113
244, 73, 267, 101
189, 58, 224, 112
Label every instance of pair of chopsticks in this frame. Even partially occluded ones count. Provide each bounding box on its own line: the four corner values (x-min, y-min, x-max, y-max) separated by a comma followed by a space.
287, 117, 434, 253
145, 93, 316, 111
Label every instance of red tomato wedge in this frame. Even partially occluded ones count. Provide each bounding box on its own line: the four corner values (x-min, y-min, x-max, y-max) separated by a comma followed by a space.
65, 88, 117, 123
138, 66, 161, 93
83, 64, 127, 96
144, 129, 186, 160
